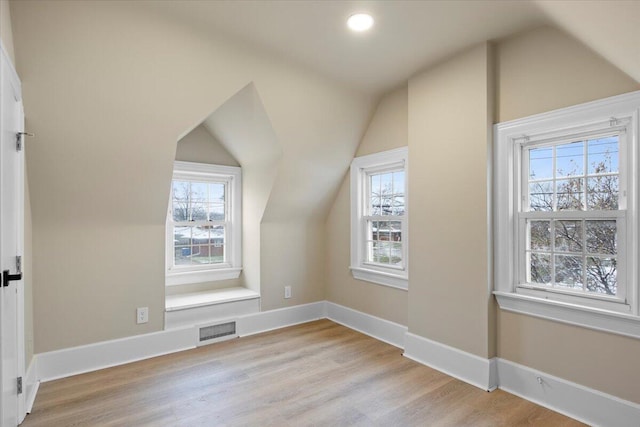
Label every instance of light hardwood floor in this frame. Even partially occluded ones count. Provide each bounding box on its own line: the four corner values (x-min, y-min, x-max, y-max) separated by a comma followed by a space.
22, 320, 584, 426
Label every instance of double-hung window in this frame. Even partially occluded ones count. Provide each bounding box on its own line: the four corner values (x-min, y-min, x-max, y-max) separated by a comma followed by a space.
166, 161, 242, 286
494, 91, 640, 337
350, 147, 408, 290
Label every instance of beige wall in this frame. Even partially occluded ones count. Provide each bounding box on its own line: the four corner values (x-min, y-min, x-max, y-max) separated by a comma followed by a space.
175, 124, 239, 167
261, 221, 326, 311
495, 26, 640, 404
325, 86, 409, 326
408, 43, 493, 358
498, 311, 640, 404
496, 26, 638, 122
11, 0, 373, 352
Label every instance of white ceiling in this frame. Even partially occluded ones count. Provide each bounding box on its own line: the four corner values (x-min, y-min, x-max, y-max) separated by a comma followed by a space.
145, 0, 639, 95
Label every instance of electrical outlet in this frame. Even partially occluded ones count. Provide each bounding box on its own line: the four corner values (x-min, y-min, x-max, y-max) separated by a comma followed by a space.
137, 307, 149, 324
284, 286, 292, 299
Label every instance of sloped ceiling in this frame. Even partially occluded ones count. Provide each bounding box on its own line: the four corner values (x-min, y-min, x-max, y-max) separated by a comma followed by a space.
535, 0, 640, 83
142, 0, 638, 95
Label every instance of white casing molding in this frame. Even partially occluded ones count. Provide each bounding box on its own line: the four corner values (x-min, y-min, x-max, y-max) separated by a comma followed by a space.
496, 358, 640, 427
24, 357, 39, 414
29, 300, 640, 427
403, 332, 498, 392
325, 302, 407, 348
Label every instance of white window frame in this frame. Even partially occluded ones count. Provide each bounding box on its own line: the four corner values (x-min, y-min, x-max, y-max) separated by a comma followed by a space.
494, 91, 640, 338
350, 147, 408, 290
166, 161, 242, 286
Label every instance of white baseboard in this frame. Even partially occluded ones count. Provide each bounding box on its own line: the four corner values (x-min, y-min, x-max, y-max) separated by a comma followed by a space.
35, 301, 326, 383
37, 326, 196, 382
31, 300, 640, 427
236, 301, 325, 337
325, 302, 407, 348
24, 356, 39, 413
403, 332, 498, 392
496, 358, 640, 427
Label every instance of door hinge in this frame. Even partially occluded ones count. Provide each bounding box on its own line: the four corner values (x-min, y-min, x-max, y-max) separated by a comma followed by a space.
15, 132, 34, 152
17, 377, 22, 395
16, 256, 22, 275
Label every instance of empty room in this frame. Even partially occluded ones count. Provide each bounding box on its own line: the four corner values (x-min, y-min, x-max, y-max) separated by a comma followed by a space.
0, 1, 639, 426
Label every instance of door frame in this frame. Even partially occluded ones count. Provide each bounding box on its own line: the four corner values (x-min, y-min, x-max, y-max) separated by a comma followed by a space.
0, 38, 26, 426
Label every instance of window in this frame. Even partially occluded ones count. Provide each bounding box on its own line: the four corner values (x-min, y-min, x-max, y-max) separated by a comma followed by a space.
350, 147, 408, 290
166, 161, 241, 286
494, 91, 640, 338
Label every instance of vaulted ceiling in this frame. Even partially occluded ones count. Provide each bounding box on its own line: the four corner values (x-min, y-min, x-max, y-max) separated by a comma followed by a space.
143, 0, 639, 95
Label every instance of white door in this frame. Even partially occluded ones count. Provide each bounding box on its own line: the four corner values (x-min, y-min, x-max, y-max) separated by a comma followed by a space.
0, 44, 25, 427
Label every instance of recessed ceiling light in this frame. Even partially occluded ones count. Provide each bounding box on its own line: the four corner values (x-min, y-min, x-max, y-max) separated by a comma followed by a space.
347, 13, 374, 32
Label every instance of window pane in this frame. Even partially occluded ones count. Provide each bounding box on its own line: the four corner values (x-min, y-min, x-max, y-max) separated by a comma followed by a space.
393, 171, 405, 197
554, 220, 583, 253
191, 226, 210, 245
587, 176, 618, 210
588, 136, 618, 175
529, 253, 551, 284
528, 220, 550, 250
389, 221, 402, 242
375, 241, 391, 264
174, 247, 191, 265
208, 204, 225, 221
529, 181, 553, 211
380, 173, 393, 215
190, 201, 207, 221
529, 147, 553, 180
172, 181, 190, 221
209, 183, 225, 203
369, 220, 379, 241
392, 196, 405, 216
586, 220, 617, 255
173, 226, 191, 246
586, 257, 617, 295
391, 242, 402, 266
174, 226, 192, 265
556, 178, 584, 211
370, 174, 381, 215
555, 141, 584, 177
555, 255, 583, 290
190, 182, 207, 201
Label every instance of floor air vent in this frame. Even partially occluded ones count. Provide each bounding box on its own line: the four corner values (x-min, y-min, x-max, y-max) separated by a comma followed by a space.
198, 321, 237, 345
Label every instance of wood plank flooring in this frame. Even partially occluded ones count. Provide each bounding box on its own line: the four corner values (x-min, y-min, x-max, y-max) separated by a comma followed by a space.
22, 320, 585, 426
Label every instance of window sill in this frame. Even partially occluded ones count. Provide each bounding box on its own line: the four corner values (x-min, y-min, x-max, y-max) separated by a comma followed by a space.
494, 291, 640, 340
166, 267, 242, 286
350, 266, 408, 291
165, 287, 260, 312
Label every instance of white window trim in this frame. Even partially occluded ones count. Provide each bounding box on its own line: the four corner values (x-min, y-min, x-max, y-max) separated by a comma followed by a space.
166, 161, 242, 286
350, 147, 408, 290
494, 91, 640, 338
